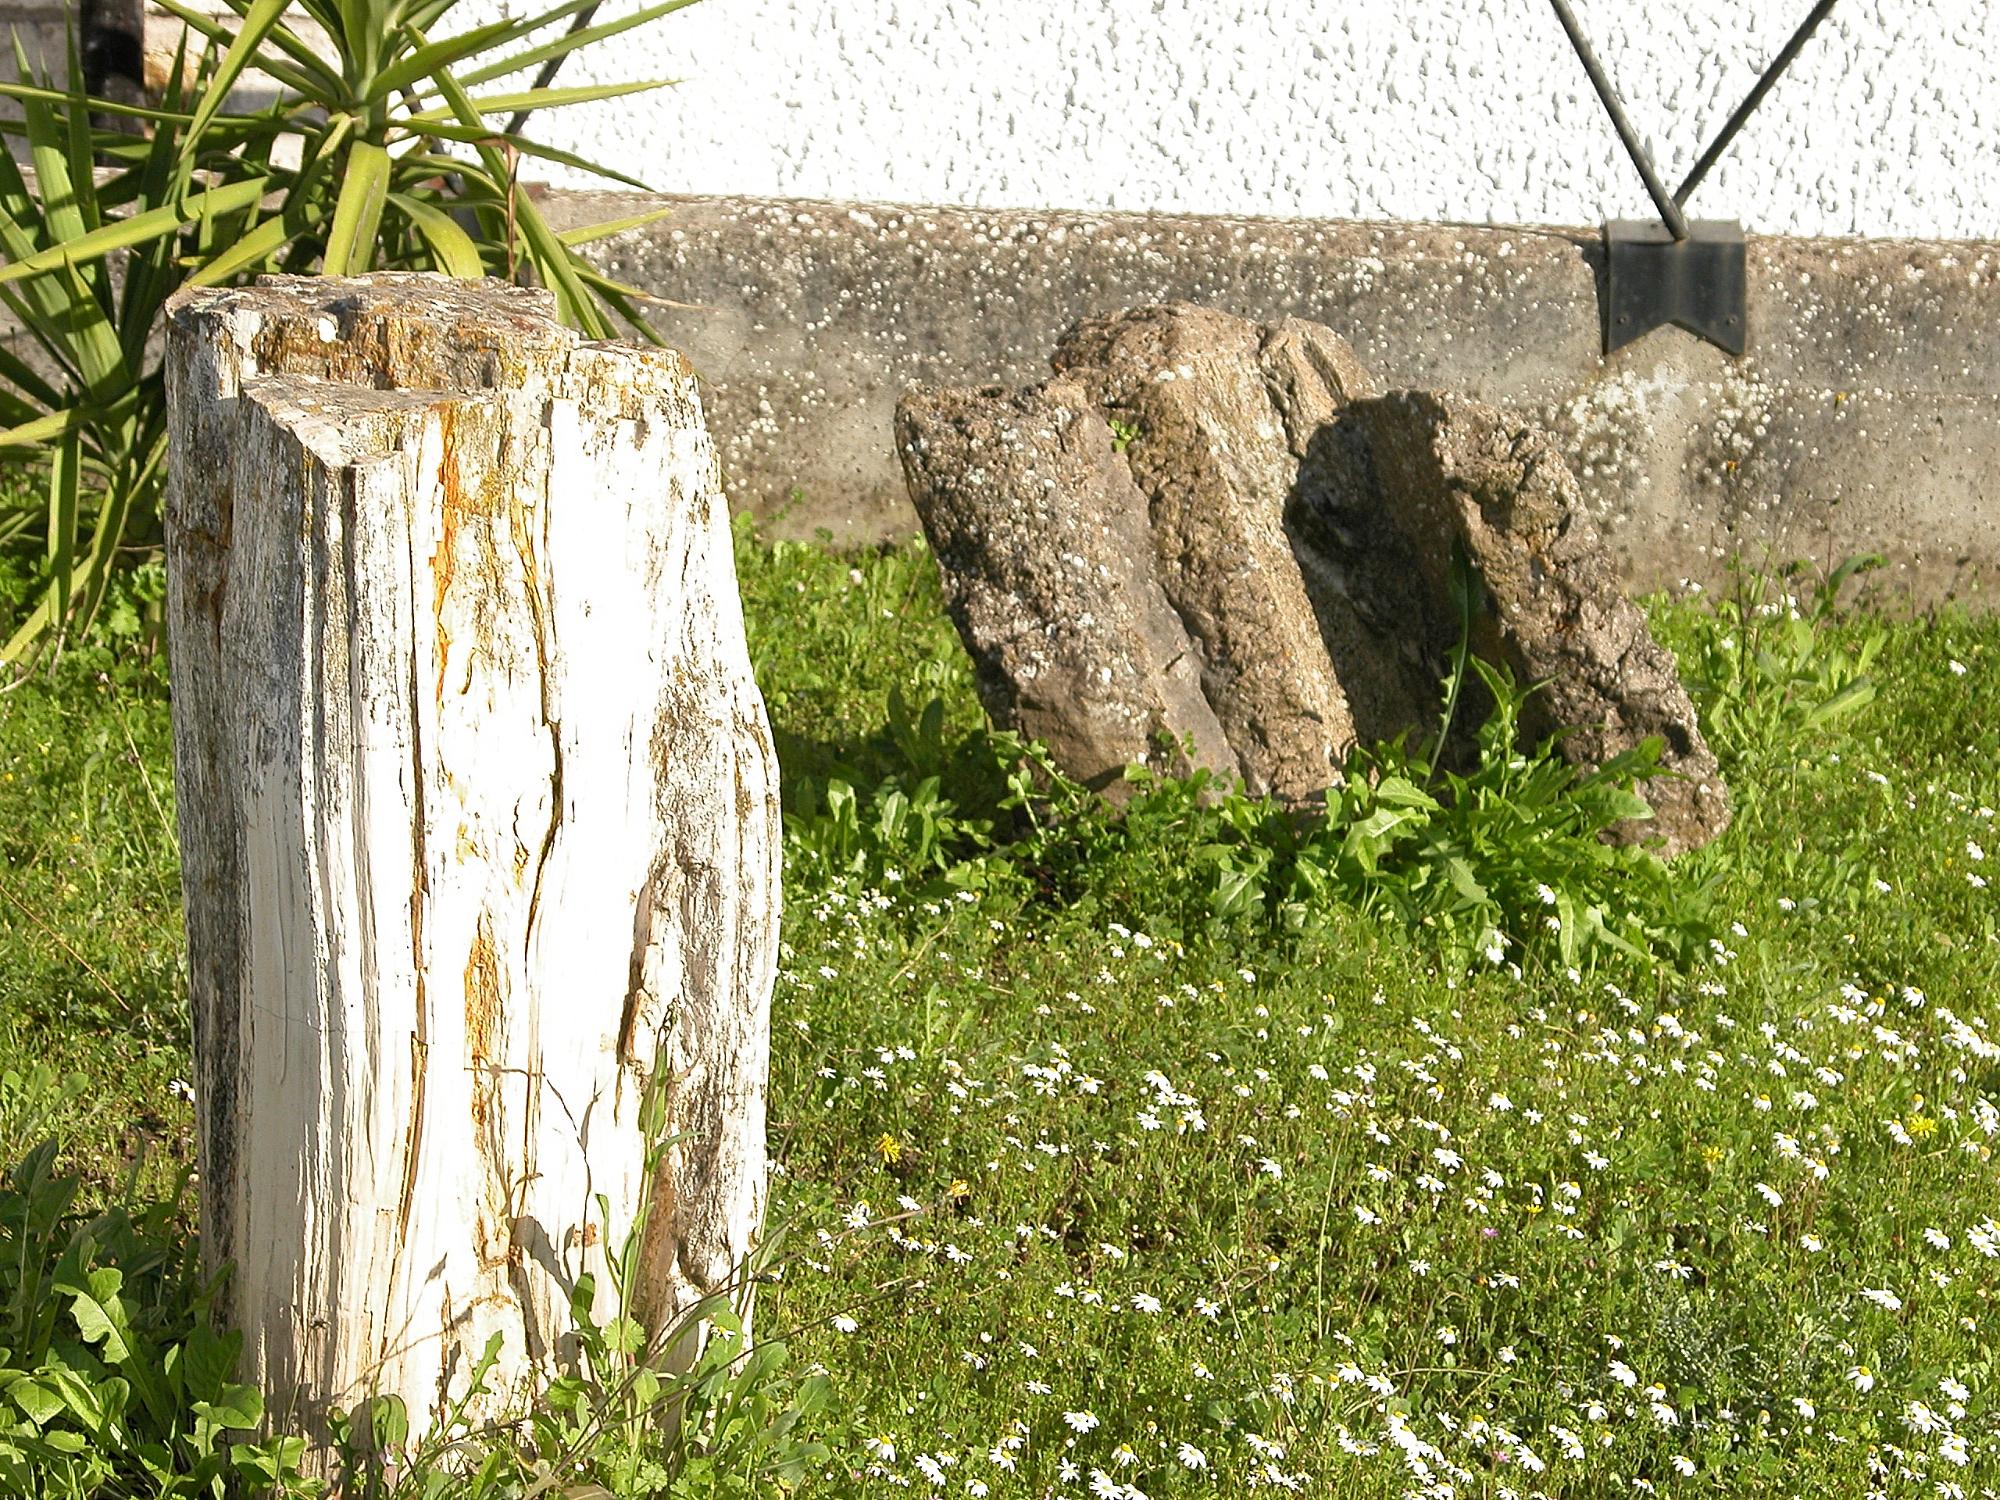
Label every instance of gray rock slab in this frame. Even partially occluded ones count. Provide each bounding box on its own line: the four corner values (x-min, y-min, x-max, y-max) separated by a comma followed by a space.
1358, 390, 1731, 854
1052, 304, 1356, 804
894, 377, 1237, 796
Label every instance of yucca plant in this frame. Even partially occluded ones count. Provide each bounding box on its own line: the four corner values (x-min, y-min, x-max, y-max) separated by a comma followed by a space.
0, 0, 694, 664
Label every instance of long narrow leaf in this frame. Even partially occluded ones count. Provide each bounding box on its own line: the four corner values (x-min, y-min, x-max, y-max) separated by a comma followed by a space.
0, 285, 87, 392
183, 0, 292, 160
65, 438, 166, 647
419, 55, 607, 335
406, 78, 680, 122
60, 30, 101, 236
0, 585, 59, 664
455, 0, 702, 92
557, 204, 676, 248
44, 432, 80, 635
0, 336, 63, 412
15, 71, 126, 399
0, 408, 83, 448
371, 15, 531, 99
569, 262, 668, 342
182, 212, 297, 287
396, 119, 655, 192
514, 198, 610, 337
147, 0, 341, 99
0, 178, 269, 287
0, 83, 204, 127
410, 0, 606, 85
119, 39, 197, 367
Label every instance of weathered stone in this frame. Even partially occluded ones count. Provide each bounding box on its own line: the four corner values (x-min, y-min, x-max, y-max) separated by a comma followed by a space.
897, 300, 1727, 854
1357, 389, 1731, 854
1258, 317, 1453, 750
895, 378, 1237, 793
1052, 304, 1356, 803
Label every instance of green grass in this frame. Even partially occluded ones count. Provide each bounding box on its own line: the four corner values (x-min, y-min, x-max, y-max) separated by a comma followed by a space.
4, 534, 2000, 1495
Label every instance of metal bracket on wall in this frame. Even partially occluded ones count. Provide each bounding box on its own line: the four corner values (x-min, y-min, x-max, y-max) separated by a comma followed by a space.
1549, 0, 1838, 357
1606, 219, 1745, 354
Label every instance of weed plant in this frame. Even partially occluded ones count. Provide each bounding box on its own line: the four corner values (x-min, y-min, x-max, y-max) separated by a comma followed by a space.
2, 528, 1999, 1494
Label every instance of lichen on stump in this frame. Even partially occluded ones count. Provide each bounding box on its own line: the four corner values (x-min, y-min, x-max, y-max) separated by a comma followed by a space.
164, 274, 780, 1456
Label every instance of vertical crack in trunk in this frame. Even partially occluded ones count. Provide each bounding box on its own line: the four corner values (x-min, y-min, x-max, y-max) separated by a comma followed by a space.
394, 520, 432, 1278
511, 446, 563, 971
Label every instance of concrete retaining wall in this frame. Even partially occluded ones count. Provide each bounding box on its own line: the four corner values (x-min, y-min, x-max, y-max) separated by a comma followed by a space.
546, 191, 2000, 604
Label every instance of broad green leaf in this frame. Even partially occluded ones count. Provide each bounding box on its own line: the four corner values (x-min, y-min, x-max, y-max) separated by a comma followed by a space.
1350, 805, 1425, 844
194, 1382, 263, 1429
1592, 785, 1656, 823
386, 191, 484, 277
182, 1323, 239, 1406
1370, 774, 1440, 810
43, 1366, 108, 1431
321, 139, 392, 275
1444, 855, 1488, 905
9, 1381, 60, 1426
1805, 677, 1876, 726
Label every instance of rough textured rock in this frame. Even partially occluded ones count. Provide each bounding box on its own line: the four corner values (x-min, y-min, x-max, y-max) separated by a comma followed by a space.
1358, 389, 1730, 854
1257, 317, 1452, 749
895, 378, 1236, 793
1052, 305, 1357, 803
896, 300, 1727, 854
164, 274, 780, 1460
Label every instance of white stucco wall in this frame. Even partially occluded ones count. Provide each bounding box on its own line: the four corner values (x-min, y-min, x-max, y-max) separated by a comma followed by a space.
468, 0, 1994, 238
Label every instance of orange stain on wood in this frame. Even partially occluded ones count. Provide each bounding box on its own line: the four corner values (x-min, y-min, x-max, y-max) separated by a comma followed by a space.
463, 915, 510, 1267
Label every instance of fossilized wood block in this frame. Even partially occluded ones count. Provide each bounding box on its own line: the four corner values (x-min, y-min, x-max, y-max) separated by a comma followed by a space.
1052, 304, 1357, 803
896, 378, 1236, 793
163, 274, 780, 1455
1358, 389, 1731, 854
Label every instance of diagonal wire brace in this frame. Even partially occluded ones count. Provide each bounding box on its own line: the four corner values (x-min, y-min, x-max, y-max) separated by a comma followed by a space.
1547, 0, 1837, 353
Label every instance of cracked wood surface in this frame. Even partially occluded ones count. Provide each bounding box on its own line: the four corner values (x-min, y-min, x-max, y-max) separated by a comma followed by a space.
163, 274, 780, 1454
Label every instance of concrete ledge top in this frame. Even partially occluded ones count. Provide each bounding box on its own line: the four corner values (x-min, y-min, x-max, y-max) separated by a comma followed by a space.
542, 191, 2000, 605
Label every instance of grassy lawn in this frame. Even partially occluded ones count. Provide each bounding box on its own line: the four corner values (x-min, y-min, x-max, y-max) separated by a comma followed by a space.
3, 531, 1999, 1495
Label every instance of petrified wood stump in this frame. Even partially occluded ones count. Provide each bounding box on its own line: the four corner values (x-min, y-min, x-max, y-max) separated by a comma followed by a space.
163, 275, 780, 1453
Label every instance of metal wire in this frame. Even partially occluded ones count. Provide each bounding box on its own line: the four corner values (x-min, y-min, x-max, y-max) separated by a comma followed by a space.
1547, 0, 1690, 239
1675, 0, 1839, 207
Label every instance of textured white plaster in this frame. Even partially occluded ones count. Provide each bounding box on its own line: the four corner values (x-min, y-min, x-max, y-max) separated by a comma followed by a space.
458, 0, 1995, 238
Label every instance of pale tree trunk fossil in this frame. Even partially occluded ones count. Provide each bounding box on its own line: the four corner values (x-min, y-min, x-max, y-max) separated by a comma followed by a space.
162, 275, 780, 1459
